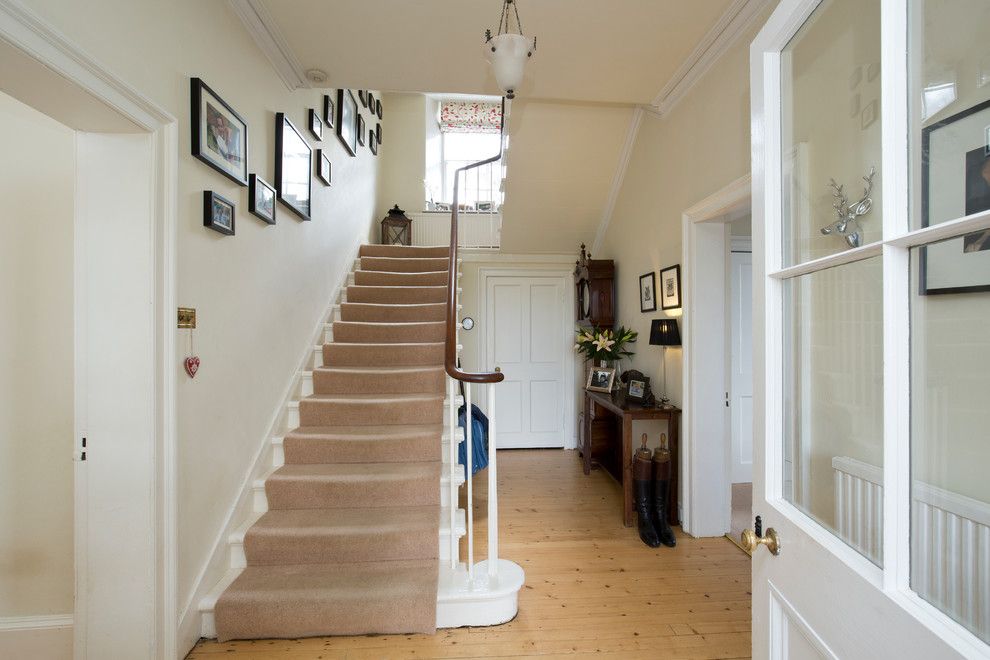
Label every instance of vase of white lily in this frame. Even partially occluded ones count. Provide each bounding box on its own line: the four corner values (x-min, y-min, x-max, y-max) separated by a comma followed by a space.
575, 327, 637, 389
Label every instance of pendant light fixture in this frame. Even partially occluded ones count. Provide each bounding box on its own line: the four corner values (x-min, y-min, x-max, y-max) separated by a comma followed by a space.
483, 0, 536, 99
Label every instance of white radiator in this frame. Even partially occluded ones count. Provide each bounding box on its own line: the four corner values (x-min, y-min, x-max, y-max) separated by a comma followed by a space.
832, 456, 990, 642
408, 212, 501, 249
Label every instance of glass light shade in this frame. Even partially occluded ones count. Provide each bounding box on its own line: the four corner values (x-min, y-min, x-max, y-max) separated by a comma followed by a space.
483, 33, 534, 98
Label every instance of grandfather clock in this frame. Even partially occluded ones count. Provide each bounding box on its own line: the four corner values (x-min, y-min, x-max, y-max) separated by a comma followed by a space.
574, 243, 615, 327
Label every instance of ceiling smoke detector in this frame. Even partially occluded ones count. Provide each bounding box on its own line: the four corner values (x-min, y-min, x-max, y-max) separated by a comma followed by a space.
305, 69, 328, 85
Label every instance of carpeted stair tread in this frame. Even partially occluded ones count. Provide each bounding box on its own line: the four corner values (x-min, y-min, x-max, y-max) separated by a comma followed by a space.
339, 302, 446, 322
284, 424, 442, 464
354, 270, 448, 287
322, 341, 444, 367
264, 462, 440, 510
332, 320, 446, 344
346, 285, 447, 305
313, 365, 444, 395
359, 244, 449, 258
244, 507, 440, 565
360, 256, 450, 273
214, 560, 438, 641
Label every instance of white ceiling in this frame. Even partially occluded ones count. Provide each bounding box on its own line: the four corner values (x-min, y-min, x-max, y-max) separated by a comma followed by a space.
258, 0, 735, 105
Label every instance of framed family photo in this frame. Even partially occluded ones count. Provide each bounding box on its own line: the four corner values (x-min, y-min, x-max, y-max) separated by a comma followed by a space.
248, 174, 276, 225
316, 149, 331, 186
920, 98, 990, 295
336, 89, 358, 157
308, 108, 323, 141
191, 78, 248, 186
323, 93, 335, 130
275, 113, 312, 220
203, 190, 235, 236
586, 366, 615, 393
639, 272, 657, 312
659, 264, 682, 310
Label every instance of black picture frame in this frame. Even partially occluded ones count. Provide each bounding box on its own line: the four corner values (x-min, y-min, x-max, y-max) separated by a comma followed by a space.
376, 99, 383, 120
369, 130, 378, 156
920, 98, 990, 295
308, 108, 323, 141
368, 92, 375, 112
248, 174, 276, 224
639, 272, 657, 312
336, 89, 358, 157
659, 264, 682, 310
203, 190, 235, 235
274, 112, 312, 221
316, 149, 331, 186
323, 94, 335, 130
357, 114, 366, 146
358, 89, 367, 107
190, 78, 248, 186
376, 122, 382, 145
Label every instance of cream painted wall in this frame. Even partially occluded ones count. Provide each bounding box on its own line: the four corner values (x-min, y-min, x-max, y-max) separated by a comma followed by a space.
17, 0, 383, 623
377, 92, 427, 218
0, 93, 75, 619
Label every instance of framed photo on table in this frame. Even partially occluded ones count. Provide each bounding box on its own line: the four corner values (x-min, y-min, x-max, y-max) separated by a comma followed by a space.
586, 366, 616, 393
920, 99, 990, 295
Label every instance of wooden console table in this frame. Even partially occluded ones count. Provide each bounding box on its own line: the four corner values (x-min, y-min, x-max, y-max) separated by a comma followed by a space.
582, 390, 681, 528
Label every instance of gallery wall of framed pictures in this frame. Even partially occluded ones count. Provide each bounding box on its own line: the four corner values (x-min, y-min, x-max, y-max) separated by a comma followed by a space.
189, 78, 384, 236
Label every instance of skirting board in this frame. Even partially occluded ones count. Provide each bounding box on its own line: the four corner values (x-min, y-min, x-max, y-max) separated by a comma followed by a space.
0, 617, 72, 660
0, 615, 73, 631
176, 237, 364, 654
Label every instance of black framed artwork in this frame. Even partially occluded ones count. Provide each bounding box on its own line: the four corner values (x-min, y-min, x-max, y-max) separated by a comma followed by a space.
323, 94, 335, 130
203, 190, 235, 236
248, 174, 276, 224
316, 149, 331, 186
190, 78, 248, 186
639, 272, 656, 312
274, 112, 312, 220
376, 122, 382, 145
336, 89, 358, 157
357, 114, 366, 146
369, 130, 378, 156
376, 99, 382, 120
659, 264, 682, 310
358, 89, 367, 107
308, 108, 323, 141
920, 99, 990, 295
368, 92, 375, 112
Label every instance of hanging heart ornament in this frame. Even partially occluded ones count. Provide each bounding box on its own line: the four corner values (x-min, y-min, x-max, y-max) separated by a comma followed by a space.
184, 356, 200, 378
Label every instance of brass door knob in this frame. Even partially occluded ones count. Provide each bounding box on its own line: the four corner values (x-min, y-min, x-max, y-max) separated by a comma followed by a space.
741, 527, 781, 556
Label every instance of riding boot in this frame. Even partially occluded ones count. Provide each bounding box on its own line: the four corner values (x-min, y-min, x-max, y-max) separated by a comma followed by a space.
633, 434, 660, 548
652, 434, 677, 548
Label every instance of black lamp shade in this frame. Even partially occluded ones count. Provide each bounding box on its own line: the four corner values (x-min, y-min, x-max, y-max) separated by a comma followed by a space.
649, 319, 681, 346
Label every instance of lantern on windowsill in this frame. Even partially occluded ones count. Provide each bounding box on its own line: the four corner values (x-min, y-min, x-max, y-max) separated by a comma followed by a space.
381, 205, 412, 245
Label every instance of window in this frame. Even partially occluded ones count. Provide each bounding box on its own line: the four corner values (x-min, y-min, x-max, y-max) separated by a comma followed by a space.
425, 99, 504, 211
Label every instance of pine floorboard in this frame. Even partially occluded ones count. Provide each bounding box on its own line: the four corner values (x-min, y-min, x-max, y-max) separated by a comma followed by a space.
187, 449, 752, 659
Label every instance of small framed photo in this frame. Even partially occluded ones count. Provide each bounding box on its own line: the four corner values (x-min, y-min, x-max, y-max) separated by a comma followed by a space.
203, 190, 235, 235
586, 366, 616, 393
357, 114, 366, 146
323, 94, 335, 129
660, 264, 682, 310
316, 149, 331, 186
248, 174, 276, 224
639, 272, 656, 312
368, 92, 375, 111
191, 78, 248, 186
627, 378, 648, 401
358, 90, 367, 107
308, 108, 323, 141
376, 99, 383, 120
376, 122, 382, 144
369, 130, 378, 155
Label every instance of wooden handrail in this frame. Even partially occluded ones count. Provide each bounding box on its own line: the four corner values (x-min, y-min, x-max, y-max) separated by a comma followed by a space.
445, 99, 506, 385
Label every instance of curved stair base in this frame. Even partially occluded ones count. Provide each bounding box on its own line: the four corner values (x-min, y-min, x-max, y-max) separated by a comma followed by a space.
436, 559, 526, 628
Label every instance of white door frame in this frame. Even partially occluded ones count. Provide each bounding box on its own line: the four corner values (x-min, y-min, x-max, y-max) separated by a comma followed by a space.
680, 175, 752, 537
478, 266, 576, 449
0, 2, 178, 657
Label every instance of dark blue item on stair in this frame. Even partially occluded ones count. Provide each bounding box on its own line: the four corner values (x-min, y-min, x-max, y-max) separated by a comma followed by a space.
457, 403, 489, 479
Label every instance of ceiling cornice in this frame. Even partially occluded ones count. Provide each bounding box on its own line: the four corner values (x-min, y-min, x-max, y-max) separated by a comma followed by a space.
227, 0, 309, 91
591, 107, 644, 254
650, 0, 772, 117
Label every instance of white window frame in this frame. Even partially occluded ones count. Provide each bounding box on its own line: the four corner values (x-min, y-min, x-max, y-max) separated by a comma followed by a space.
438, 131, 503, 209
756, 0, 990, 654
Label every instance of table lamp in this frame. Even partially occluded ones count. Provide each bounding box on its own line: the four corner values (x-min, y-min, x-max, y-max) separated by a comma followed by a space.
649, 319, 681, 407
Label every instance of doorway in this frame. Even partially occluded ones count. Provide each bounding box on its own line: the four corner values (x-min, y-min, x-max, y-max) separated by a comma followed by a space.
728, 218, 753, 544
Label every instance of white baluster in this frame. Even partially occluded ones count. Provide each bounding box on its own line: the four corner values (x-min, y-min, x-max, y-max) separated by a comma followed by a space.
488, 377, 499, 579
466, 383, 474, 582
447, 376, 457, 569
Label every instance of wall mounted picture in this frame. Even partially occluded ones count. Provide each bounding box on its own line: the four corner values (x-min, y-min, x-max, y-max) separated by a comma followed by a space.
639, 272, 656, 312
369, 130, 378, 156
357, 114, 366, 146
368, 92, 375, 112
190, 78, 248, 186
203, 190, 235, 235
920, 98, 990, 294
308, 108, 323, 141
376, 99, 382, 120
248, 174, 276, 225
336, 89, 358, 157
586, 366, 616, 393
316, 149, 331, 186
358, 89, 367, 107
659, 264, 682, 310
323, 94, 335, 129
376, 122, 382, 144
275, 112, 312, 220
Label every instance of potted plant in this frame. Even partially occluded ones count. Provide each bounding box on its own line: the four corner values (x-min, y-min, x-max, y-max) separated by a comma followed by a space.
574, 326, 638, 370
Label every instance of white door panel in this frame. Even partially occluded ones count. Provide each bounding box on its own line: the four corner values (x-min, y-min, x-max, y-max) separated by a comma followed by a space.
486, 276, 565, 448
731, 251, 753, 484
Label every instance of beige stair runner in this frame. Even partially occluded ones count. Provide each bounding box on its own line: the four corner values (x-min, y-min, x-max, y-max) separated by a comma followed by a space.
214, 244, 450, 641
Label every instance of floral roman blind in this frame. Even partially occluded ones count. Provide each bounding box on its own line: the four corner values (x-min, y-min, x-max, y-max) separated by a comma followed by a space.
439, 101, 502, 134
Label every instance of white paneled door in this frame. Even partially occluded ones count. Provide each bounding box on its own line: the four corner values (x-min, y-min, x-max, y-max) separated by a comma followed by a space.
730, 251, 753, 484
485, 276, 565, 449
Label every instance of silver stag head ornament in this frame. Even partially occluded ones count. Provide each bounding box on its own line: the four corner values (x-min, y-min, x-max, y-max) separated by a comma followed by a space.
821, 166, 877, 249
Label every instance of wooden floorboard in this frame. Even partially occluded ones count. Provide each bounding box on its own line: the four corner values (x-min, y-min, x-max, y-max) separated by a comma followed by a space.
187, 449, 752, 659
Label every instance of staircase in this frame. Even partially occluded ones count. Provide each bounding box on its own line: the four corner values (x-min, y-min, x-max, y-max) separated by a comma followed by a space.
203, 244, 467, 641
